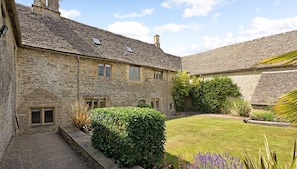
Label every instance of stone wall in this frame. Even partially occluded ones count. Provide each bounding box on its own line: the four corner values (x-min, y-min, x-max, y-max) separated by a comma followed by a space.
16, 48, 176, 135
0, 0, 17, 161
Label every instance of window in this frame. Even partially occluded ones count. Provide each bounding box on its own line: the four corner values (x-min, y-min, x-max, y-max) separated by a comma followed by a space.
129, 66, 140, 81
151, 98, 160, 109
31, 108, 54, 125
92, 37, 101, 45
86, 98, 106, 110
125, 46, 133, 53
98, 64, 111, 77
154, 71, 163, 80
138, 100, 146, 105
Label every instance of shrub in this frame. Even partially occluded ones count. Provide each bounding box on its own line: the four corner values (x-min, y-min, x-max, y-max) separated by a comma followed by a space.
188, 152, 244, 169
171, 71, 192, 111
68, 100, 91, 133
244, 136, 297, 169
91, 107, 166, 168
191, 77, 241, 113
249, 111, 274, 121
223, 98, 251, 117
137, 103, 152, 108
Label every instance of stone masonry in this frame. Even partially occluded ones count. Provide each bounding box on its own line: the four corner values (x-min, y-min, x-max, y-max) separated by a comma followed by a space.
16, 48, 176, 135
0, 0, 18, 161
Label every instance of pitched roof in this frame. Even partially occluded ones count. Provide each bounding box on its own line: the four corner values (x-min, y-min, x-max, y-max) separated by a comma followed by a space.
251, 70, 297, 105
16, 4, 181, 71
182, 30, 297, 75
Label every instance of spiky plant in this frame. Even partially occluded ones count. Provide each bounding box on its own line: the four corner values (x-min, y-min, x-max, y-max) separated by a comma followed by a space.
68, 100, 91, 133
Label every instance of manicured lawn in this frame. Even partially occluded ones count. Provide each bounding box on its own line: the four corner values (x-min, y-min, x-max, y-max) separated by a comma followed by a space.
165, 115, 297, 168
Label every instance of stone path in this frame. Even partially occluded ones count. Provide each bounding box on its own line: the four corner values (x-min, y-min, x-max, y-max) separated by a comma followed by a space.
0, 132, 90, 169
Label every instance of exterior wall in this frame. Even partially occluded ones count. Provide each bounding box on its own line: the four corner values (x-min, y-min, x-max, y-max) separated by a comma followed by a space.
16, 48, 176, 135
0, 1, 17, 161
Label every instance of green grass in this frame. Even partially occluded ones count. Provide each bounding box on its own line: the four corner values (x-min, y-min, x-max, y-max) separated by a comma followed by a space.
165, 115, 297, 168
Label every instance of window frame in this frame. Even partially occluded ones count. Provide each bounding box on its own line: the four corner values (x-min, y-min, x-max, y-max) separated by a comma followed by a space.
98, 63, 112, 77
154, 71, 163, 80
129, 65, 140, 81
151, 98, 160, 109
85, 97, 107, 110
30, 107, 55, 126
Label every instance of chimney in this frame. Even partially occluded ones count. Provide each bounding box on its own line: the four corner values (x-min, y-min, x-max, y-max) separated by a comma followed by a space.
154, 34, 160, 48
32, 0, 60, 18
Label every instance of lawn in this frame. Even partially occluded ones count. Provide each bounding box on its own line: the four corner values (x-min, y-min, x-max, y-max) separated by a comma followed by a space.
165, 115, 297, 168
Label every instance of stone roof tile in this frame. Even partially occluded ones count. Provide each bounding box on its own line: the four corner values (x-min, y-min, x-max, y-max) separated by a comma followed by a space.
16, 4, 181, 71
182, 30, 297, 75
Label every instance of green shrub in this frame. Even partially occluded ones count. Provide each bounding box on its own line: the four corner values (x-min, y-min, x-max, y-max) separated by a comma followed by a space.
191, 77, 241, 113
137, 103, 152, 108
250, 111, 274, 121
91, 107, 166, 169
223, 98, 251, 117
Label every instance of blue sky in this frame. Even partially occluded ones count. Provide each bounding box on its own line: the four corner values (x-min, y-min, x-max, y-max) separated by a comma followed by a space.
15, 0, 297, 56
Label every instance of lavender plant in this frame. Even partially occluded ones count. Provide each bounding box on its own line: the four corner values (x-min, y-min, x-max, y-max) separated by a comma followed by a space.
188, 152, 244, 169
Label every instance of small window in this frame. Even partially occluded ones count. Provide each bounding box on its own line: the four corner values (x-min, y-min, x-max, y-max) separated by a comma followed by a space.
31, 108, 54, 126
125, 46, 133, 53
31, 109, 41, 124
92, 37, 101, 45
154, 71, 163, 80
86, 98, 106, 110
151, 98, 160, 109
98, 64, 111, 77
138, 100, 146, 105
129, 66, 140, 81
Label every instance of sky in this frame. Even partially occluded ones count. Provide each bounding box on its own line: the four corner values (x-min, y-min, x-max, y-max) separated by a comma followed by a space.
15, 0, 297, 57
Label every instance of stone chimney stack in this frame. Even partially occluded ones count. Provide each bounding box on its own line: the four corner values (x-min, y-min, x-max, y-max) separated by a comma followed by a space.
154, 34, 160, 48
32, 0, 60, 18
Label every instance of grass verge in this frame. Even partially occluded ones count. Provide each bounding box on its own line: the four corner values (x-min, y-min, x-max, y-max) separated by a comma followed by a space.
165, 115, 297, 168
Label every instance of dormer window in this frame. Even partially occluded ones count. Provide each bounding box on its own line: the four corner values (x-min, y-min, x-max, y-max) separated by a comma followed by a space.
125, 46, 133, 53
92, 37, 101, 45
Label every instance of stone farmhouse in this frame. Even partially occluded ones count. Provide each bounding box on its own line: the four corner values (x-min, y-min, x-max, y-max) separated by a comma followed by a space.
1, 0, 297, 162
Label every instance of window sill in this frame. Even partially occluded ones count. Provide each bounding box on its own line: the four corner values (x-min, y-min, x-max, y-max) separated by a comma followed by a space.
30, 123, 55, 127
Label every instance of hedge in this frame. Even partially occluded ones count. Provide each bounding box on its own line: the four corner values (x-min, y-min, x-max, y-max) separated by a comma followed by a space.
91, 107, 166, 169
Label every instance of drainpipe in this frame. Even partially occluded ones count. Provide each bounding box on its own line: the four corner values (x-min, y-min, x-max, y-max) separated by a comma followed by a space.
166, 70, 169, 115
77, 56, 80, 102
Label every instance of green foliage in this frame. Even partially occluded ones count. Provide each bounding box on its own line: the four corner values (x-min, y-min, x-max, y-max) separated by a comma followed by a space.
244, 136, 297, 169
91, 107, 166, 169
250, 111, 274, 121
191, 77, 241, 113
171, 71, 192, 111
223, 98, 251, 116
137, 103, 152, 108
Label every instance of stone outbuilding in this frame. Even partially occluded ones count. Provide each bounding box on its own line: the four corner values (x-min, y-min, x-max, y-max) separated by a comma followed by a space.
182, 30, 297, 107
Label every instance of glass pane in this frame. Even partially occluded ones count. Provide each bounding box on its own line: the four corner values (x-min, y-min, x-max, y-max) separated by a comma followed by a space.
44, 109, 54, 123
151, 100, 154, 108
93, 100, 99, 108
106, 65, 111, 77
100, 99, 106, 107
129, 66, 140, 81
98, 64, 104, 76
156, 99, 160, 108
31, 109, 41, 124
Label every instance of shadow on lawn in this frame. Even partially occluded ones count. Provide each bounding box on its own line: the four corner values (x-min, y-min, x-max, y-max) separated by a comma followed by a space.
163, 152, 190, 169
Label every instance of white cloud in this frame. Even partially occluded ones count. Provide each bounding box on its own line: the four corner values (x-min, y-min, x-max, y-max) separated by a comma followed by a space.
113, 8, 154, 18
108, 22, 151, 43
154, 23, 201, 34
212, 12, 221, 22
60, 9, 81, 19
241, 16, 297, 37
178, 15, 297, 55
161, 0, 228, 17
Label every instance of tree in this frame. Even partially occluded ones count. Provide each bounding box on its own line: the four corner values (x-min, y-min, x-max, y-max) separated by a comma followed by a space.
255, 50, 297, 125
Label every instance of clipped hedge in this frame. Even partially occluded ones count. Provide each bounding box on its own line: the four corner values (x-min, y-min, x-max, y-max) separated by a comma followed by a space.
91, 107, 166, 169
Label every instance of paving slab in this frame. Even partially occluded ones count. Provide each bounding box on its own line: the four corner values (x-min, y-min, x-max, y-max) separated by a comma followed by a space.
0, 132, 90, 169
